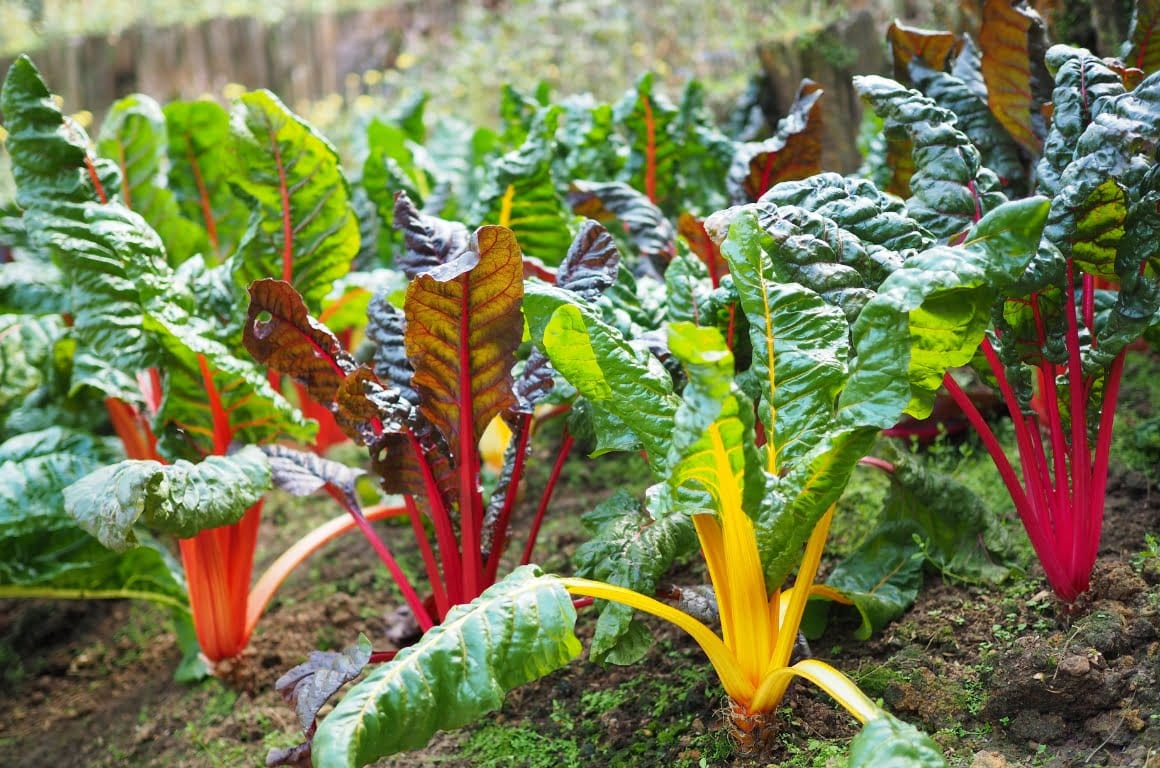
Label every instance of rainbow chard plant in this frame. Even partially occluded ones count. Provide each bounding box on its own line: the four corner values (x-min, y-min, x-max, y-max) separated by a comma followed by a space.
0, 56, 414, 675
301, 185, 1047, 765
853, 34, 1160, 601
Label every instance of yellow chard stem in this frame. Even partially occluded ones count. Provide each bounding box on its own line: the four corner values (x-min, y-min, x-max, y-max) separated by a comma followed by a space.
706, 423, 773, 687
561, 576, 755, 704
769, 504, 834, 673
751, 659, 882, 724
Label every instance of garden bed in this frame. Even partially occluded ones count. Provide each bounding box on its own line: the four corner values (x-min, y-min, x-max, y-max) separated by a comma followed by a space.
1, 354, 1158, 768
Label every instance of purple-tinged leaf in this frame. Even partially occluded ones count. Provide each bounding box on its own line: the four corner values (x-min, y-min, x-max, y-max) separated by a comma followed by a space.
392, 190, 470, 278
259, 444, 365, 508
267, 634, 373, 767
568, 180, 676, 269
365, 294, 419, 406
276, 634, 373, 731
555, 221, 623, 303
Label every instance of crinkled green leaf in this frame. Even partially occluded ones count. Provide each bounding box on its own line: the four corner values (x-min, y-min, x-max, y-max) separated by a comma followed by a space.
848, 713, 948, 767
1037, 46, 1126, 198
63, 444, 271, 551
475, 108, 572, 265
0, 428, 186, 609
313, 566, 581, 768
672, 79, 736, 215
554, 94, 623, 183
614, 72, 681, 213
2, 56, 164, 402
759, 427, 878, 586
823, 521, 924, 640
879, 443, 1013, 583
844, 197, 1048, 423
756, 172, 933, 256
0, 314, 57, 415
573, 490, 695, 664
97, 94, 208, 264
0, 256, 65, 315
362, 118, 436, 266
664, 246, 713, 324
908, 61, 1026, 196
854, 75, 1007, 240
719, 213, 849, 466
524, 282, 680, 472
164, 99, 251, 262
229, 89, 360, 312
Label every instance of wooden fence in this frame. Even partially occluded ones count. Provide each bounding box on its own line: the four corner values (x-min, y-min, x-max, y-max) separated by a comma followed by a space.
0, 2, 457, 121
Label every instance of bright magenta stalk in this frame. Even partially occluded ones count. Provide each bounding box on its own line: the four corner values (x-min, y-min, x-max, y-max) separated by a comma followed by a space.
943, 279, 1128, 601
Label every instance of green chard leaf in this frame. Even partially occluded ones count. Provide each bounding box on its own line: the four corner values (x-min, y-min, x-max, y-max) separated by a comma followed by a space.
1036, 46, 1127, 198
614, 72, 681, 213
672, 79, 736, 215
312, 566, 581, 768
573, 490, 696, 664
524, 282, 681, 471
0, 428, 188, 611
844, 197, 1049, 423
854, 75, 1007, 241
718, 212, 850, 466
821, 521, 924, 640
97, 93, 209, 264
848, 713, 948, 767
474, 107, 573, 265
165, 99, 251, 262
63, 444, 271, 551
907, 60, 1026, 196
229, 89, 360, 312
2, 56, 164, 402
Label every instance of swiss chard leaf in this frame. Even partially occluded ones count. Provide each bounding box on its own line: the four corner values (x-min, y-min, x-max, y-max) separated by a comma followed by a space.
978, 0, 1047, 155
573, 490, 695, 664
854, 75, 1007, 241
719, 213, 850, 467
2, 56, 161, 402
392, 190, 469, 278
848, 713, 948, 767
229, 89, 360, 312
164, 99, 250, 262
821, 521, 924, 640
1124, 0, 1160, 75
474, 108, 573, 265
97, 94, 208, 265
0, 428, 186, 610
568, 180, 676, 269
312, 566, 581, 768
63, 445, 271, 550
614, 72, 680, 213
403, 225, 524, 452
726, 80, 824, 204
523, 282, 681, 472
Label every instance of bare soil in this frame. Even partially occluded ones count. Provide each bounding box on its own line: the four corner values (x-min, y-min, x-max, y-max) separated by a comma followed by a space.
1, 413, 1158, 767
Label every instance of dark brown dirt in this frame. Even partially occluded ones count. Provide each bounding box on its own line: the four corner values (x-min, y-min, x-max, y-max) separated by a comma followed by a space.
0, 430, 1158, 767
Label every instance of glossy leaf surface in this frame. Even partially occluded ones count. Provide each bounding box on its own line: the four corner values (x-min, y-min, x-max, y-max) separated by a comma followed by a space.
64, 445, 271, 550
313, 566, 581, 768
